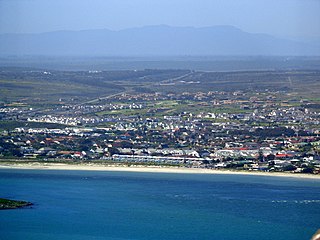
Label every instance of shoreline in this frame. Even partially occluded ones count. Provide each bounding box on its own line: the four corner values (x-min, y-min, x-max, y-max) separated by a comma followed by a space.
0, 162, 320, 180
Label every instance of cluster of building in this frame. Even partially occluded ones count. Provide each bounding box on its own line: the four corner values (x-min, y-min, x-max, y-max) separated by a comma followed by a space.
0, 90, 319, 174
0, 122, 319, 173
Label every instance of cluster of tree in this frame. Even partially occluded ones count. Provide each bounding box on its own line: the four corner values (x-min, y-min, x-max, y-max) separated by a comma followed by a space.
0, 139, 23, 157
254, 127, 295, 137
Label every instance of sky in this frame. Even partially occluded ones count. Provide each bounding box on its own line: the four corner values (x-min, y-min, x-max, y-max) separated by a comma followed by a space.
0, 0, 319, 40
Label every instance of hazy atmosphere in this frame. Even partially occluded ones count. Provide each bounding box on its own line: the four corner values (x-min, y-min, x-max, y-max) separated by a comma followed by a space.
1, 0, 320, 56
1, 1, 320, 240
0, 0, 320, 41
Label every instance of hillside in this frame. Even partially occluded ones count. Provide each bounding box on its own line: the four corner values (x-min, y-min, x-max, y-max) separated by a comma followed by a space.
0, 25, 319, 56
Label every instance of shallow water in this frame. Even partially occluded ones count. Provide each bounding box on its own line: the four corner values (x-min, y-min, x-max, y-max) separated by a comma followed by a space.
0, 169, 319, 240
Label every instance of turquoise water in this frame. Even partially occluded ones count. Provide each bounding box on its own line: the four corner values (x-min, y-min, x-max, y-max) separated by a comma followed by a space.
0, 169, 319, 240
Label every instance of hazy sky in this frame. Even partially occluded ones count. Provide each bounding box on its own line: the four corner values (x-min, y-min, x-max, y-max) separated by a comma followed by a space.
0, 0, 319, 39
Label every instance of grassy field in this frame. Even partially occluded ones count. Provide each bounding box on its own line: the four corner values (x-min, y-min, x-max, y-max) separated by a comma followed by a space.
0, 69, 189, 104
1, 68, 319, 106
152, 70, 320, 95
95, 99, 251, 118
0, 121, 66, 131
0, 78, 124, 105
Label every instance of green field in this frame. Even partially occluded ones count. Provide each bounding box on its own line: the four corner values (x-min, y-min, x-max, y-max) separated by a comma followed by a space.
1, 68, 319, 107
0, 121, 66, 131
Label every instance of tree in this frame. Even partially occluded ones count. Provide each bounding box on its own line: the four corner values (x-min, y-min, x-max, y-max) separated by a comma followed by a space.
108, 147, 120, 156
302, 167, 314, 174
282, 165, 297, 172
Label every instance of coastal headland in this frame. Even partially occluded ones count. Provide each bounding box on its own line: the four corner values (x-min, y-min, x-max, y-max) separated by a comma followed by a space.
0, 198, 33, 210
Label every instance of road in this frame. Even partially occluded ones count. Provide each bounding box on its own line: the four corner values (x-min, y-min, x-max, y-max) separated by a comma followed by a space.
76, 71, 194, 106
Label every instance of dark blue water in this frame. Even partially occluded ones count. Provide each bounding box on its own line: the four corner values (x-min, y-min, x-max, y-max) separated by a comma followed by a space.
0, 169, 319, 240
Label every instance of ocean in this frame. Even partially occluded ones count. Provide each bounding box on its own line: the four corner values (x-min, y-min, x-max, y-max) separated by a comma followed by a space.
0, 169, 319, 240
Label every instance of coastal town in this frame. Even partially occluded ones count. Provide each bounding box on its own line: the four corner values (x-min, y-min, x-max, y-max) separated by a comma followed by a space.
1, 85, 319, 174
2, 2, 320, 240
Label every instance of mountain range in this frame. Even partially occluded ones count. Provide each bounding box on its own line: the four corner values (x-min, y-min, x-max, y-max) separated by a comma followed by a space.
0, 25, 319, 56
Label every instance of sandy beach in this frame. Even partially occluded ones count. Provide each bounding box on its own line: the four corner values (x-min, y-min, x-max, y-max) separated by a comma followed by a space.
0, 162, 319, 180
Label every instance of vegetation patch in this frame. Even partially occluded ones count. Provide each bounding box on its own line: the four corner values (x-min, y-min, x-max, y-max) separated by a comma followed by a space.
0, 198, 33, 210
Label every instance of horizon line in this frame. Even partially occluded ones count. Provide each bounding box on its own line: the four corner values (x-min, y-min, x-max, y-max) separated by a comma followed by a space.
0, 24, 255, 35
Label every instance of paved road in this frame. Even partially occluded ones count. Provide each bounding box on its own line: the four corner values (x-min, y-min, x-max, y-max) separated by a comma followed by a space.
76, 70, 194, 106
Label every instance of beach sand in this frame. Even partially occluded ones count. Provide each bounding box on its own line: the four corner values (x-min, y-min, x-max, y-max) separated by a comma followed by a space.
0, 162, 319, 180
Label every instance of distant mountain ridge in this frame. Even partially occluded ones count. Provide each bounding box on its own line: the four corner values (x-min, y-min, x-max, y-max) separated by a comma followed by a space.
0, 25, 319, 56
